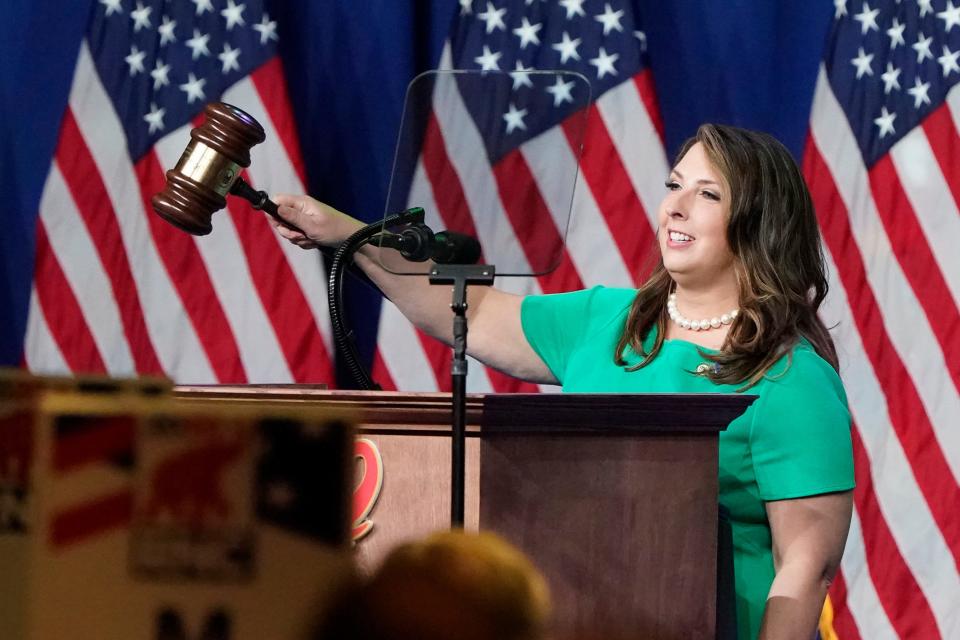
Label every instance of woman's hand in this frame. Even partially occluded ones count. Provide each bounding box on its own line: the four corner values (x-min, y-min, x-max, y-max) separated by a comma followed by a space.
271, 194, 364, 249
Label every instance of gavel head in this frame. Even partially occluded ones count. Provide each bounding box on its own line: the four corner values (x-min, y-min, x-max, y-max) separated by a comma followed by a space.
151, 102, 266, 235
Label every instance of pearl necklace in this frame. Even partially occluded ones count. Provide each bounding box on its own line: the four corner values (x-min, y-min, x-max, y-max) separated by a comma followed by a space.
667, 293, 739, 332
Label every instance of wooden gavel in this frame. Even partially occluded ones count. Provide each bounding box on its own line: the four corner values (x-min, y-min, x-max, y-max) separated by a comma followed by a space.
151, 102, 296, 235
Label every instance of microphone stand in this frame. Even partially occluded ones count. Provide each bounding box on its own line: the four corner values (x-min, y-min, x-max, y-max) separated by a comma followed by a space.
428, 264, 495, 527
328, 209, 493, 526
324, 212, 494, 525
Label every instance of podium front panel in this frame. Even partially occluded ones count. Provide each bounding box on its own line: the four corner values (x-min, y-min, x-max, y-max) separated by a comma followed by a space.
480, 432, 718, 640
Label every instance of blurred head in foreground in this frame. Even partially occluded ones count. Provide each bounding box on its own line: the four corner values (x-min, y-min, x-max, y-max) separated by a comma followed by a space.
311, 530, 551, 640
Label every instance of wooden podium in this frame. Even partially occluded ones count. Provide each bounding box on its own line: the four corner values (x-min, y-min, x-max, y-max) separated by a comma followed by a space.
174, 387, 754, 640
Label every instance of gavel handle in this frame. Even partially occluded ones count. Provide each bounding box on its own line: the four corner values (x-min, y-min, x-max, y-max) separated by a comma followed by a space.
229, 176, 379, 291
230, 176, 304, 235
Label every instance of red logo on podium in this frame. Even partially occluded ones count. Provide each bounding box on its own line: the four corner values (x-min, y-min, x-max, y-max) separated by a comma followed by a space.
352, 438, 383, 542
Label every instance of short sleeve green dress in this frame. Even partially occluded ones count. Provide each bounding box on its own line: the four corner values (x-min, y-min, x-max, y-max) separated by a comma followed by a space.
520, 286, 854, 640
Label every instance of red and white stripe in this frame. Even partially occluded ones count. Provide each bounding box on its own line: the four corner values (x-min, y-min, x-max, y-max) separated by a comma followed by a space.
373, 44, 669, 392
25, 42, 335, 386
23, 288, 69, 374
836, 508, 898, 639
807, 66, 960, 639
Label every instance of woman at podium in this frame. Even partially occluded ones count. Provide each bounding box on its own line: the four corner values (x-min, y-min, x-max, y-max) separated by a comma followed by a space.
273, 124, 854, 640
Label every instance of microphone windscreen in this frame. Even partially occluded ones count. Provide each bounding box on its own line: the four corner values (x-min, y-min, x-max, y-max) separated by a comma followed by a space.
432, 231, 482, 265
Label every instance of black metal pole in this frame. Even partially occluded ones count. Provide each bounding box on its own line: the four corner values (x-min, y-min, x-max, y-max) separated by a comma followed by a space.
450, 310, 468, 527
429, 264, 495, 528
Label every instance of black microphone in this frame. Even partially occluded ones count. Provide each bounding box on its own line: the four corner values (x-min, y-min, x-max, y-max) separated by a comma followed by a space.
378, 224, 482, 264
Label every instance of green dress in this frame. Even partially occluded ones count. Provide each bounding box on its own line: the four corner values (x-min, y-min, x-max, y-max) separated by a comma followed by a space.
520, 286, 854, 640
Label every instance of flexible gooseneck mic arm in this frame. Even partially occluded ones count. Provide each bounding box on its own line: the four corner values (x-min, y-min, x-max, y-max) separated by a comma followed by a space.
327, 207, 427, 390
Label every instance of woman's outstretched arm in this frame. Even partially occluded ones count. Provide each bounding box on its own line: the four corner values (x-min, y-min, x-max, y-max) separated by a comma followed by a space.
272, 194, 557, 384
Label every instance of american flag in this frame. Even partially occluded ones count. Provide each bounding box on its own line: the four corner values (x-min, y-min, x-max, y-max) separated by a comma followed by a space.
23, 0, 336, 386
805, 1, 960, 638
371, 0, 669, 393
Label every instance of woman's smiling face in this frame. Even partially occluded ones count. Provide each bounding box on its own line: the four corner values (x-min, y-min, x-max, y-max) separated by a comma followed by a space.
658, 142, 738, 290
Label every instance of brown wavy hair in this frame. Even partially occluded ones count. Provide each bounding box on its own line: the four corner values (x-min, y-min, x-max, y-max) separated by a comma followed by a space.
614, 124, 838, 389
